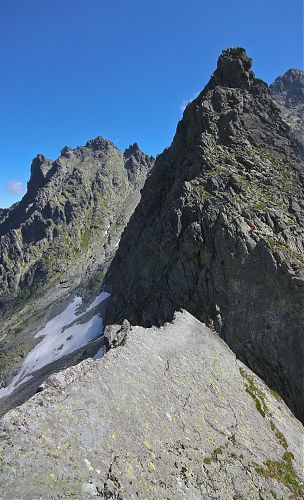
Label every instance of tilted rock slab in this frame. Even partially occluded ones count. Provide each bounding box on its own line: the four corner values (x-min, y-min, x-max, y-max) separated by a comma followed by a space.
0, 311, 303, 499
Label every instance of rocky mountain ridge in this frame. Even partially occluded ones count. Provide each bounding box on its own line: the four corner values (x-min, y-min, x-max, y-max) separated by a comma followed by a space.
0, 46, 303, 500
107, 48, 304, 422
0, 137, 153, 315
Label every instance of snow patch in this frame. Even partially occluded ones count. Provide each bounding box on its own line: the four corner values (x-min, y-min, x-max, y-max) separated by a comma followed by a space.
0, 291, 110, 397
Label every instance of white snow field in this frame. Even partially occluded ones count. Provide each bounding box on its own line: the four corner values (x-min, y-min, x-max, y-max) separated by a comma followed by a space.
0, 291, 110, 397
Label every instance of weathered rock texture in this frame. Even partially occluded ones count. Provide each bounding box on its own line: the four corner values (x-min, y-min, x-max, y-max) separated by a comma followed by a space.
270, 68, 304, 144
107, 48, 304, 422
0, 138, 153, 387
0, 311, 303, 499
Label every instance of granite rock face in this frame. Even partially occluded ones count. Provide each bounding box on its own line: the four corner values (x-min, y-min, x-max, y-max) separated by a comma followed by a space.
270, 68, 304, 144
0, 311, 303, 499
107, 48, 304, 421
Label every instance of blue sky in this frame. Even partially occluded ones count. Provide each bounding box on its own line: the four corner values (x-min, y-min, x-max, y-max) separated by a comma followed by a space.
0, 0, 303, 207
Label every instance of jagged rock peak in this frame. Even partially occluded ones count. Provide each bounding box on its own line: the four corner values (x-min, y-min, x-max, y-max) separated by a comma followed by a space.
85, 136, 116, 151
60, 146, 73, 157
208, 46, 263, 90
273, 67, 304, 82
28, 154, 54, 194
123, 143, 155, 180
124, 142, 141, 158
285, 68, 304, 77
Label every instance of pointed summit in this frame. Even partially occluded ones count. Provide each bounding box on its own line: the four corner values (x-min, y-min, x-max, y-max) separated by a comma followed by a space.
205, 47, 267, 92
124, 142, 141, 158
270, 67, 304, 106
28, 154, 54, 195
85, 136, 116, 151
212, 47, 253, 87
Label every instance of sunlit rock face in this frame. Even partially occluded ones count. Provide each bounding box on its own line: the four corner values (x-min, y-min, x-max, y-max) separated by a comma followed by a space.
0, 137, 153, 394
107, 48, 304, 421
0, 137, 154, 314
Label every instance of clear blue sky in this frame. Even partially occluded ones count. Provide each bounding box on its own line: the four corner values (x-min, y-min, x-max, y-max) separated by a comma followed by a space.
0, 0, 302, 207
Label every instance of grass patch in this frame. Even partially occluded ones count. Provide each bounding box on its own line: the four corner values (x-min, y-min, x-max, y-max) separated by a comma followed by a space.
239, 366, 268, 417
80, 229, 90, 252
269, 421, 288, 450
253, 452, 303, 496
12, 318, 29, 336
251, 201, 267, 211
270, 389, 282, 401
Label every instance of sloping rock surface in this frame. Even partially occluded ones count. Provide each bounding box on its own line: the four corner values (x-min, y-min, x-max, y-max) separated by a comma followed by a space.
0, 311, 303, 499
107, 48, 304, 421
270, 68, 304, 144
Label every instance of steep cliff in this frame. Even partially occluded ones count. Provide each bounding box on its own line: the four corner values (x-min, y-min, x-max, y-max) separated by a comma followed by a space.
107, 48, 304, 421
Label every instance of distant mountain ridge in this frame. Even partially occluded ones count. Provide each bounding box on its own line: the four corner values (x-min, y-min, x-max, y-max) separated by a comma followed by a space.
0, 137, 154, 314
0, 137, 153, 388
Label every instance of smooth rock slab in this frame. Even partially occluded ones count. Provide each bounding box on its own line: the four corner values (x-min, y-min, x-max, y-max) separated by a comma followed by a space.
0, 310, 303, 499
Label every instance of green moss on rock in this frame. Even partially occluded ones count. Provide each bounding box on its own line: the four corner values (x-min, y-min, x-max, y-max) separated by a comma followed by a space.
239, 366, 269, 417
253, 451, 304, 496
80, 229, 90, 252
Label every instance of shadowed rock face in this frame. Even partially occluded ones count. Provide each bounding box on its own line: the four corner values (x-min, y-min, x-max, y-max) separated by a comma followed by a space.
270, 68, 304, 145
0, 311, 303, 499
0, 137, 154, 315
107, 48, 304, 421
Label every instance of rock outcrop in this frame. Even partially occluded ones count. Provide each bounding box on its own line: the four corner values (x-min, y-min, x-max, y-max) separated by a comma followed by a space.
270, 68, 304, 144
0, 311, 303, 499
107, 48, 304, 422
